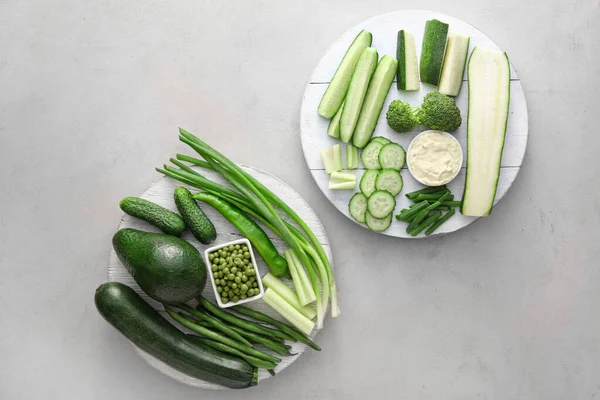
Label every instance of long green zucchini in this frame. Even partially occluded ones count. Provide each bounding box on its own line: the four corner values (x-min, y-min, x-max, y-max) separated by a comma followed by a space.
439, 33, 470, 96
420, 19, 449, 86
461, 47, 511, 217
318, 30, 373, 118
396, 30, 419, 91
94, 282, 257, 388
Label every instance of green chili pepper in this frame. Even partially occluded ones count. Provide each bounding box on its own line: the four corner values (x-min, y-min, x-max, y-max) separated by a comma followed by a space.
193, 192, 288, 277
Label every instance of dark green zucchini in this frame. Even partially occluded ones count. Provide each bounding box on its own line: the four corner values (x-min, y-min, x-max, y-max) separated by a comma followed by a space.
94, 282, 257, 389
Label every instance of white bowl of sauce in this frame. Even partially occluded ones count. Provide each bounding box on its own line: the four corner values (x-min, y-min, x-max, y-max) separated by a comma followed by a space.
406, 130, 463, 187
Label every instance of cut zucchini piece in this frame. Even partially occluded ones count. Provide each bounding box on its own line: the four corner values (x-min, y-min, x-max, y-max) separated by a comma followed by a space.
439, 34, 470, 96
370, 136, 391, 145
365, 212, 392, 232
352, 56, 399, 148
340, 47, 378, 143
360, 140, 385, 169
346, 144, 359, 170
461, 47, 511, 217
397, 30, 419, 91
332, 144, 343, 172
359, 169, 379, 197
348, 193, 368, 223
327, 102, 344, 138
378, 143, 406, 170
375, 169, 404, 196
318, 30, 373, 118
329, 181, 356, 190
330, 171, 356, 190
420, 19, 449, 86
320, 147, 335, 174
367, 190, 396, 218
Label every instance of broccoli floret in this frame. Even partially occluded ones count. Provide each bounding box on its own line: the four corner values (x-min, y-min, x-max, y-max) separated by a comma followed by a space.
418, 92, 462, 132
386, 100, 420, 133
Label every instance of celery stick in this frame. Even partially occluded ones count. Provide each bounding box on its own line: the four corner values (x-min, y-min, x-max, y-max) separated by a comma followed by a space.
285, 250, 310, 307
263, 289, 315, 336
320, 147, 336, 174
289, 249, 317, 306
262, 273, 317, 320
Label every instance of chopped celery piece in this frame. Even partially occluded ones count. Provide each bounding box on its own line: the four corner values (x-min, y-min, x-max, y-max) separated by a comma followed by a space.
320, 147, 336, 174
329, 171, 356, 190
332, 144, 343, 172
263, 288, 315, 336
262, 273, 317, 320
346, 144, 358, 169
329, 181, 356, 190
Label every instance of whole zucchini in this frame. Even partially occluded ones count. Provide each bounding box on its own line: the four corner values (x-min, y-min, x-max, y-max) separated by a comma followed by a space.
94, 282, 258, 389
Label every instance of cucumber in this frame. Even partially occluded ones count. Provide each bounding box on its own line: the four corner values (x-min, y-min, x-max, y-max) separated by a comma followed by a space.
320, 146, 341, 174
327, 102, 344, 138
420, 19, 449, 86
332, 144, 343, 172
329, 171, 356, 190
318, 30, 373, 118
352, 56, 398, 148
120, 197, 186, 237
348, 193, 368, 223
378, 143, 406, 170
365, 212, 392, 232
346, 144, 358, 170
340, 47, 378, 143
370, 136, 391, 145
360, 140, 385, 169
397, 30, 419, 91
439, 34, 471, 96
359, 169, 379, 197
461, 47, 511, 217
174, 186, 216, 245
367, 190, 396, 218
375, 169, 404, 196
94, 282, 257, 388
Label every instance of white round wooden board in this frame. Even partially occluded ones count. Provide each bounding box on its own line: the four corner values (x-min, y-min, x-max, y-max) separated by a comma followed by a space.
300, 10, 528, 238
108, 166, 332, 389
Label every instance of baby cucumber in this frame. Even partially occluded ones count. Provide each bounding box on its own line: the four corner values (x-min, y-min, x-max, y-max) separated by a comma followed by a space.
174, 186, 216, 244
119, 197, 186, 236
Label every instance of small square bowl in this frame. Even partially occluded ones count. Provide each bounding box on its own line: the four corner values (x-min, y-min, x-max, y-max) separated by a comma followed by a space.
203, 238, 265, 309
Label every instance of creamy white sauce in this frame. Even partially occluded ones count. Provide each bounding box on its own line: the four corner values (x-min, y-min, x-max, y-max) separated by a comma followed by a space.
407, 131, 462, 186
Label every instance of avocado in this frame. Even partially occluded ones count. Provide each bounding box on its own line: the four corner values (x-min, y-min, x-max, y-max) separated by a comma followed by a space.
112, 228, 206, 304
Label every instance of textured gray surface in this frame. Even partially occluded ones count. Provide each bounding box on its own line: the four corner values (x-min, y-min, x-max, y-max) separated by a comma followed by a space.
1, 0, 599, 399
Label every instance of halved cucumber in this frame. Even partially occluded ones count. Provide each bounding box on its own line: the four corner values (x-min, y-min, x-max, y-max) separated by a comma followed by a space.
365, 212, 392, 232
318, 30, 373, 118
370, 136, 391, 145
329, 171, 356, 190
367, 190, 396, 218
340, 47, 378, 143
375, 169, 404, 196
439, 34, 471, 96
397, 30, 419, 91
352, 56, 399, 148
359, 169, 379, 197
420, 19, 449, 86
378, 143, 406, 170
332, 144, 343, 172
346, 144, 359, 170
348, 193, 368, 223
327, 102, 344, 138
461, 47, 511, 217
360, 140, 385, 169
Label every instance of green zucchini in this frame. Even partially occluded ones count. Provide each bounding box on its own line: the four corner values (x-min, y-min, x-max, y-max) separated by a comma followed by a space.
340, 47, 378, 143
94, 282, 257, 388
420, 19, 449, 86
396, 30, 419, 91
352, 55, 398, 148
318, 30, 373, 118
439, 34, 471, 96
174, 186, 216, 244
119, 197, 186, 236
461, 47, 511, 217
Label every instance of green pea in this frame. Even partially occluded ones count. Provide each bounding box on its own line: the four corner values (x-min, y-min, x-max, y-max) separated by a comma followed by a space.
252, 282, 258, 288
211, 265, 217, 272
243, 252, 251, 259
241, 275, 248, 282
222, 267, 229, 274
216, 286, 223, 293
227, 281, 233, 287
247, 289, 254, 296
243, 259, 249, 265
233, 288, 240, 295
240, 294, 247, 300
221, 297, 228, 303
232, 296, 239, 302
232, 283, 238, 289
240, 284, 248, 292
231, 267, 238, 274
234, 277, 241, 284
228, 273, 235, 280
236, 272, 242, 278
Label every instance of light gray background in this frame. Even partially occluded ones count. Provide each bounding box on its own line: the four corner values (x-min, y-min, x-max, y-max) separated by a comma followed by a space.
1, 0, 599, 399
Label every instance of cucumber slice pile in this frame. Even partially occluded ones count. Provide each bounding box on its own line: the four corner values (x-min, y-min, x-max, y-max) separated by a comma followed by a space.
375, 169, 403, 196
367, 190, 396, 218
378, 143, 406, 170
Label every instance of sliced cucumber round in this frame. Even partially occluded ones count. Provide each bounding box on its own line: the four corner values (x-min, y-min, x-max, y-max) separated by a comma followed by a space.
365, 212, 392, 232
360, 141, 385, 169
359, 170, 380, 197
370, 136, 391, 145
375, 169, 404, 196
378, 143, 406, 170
348, 193, 368, 223
367, 190, 396, 218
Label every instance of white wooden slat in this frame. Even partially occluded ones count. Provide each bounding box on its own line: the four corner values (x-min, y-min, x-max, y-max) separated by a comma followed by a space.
107, 166, 332, 389
310, 10, 519, 83
301, 81, 528, 169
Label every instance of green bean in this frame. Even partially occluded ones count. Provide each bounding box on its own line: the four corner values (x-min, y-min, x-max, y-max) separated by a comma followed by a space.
396, 201, 429, 221
187, 336, 277, 370
434, 205, 451, 211
175, 304, 252, 347
228, 326, 294, 357
414, 192, 454, 202
407, 208, 429, 233
410, 211, 442, 236
426, 209, 456, 236
440, 200, 462, 207
232, 305, 321, 351
405, 185, 447, 199
165, 307, 281, 363
197, 296, 294, 341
